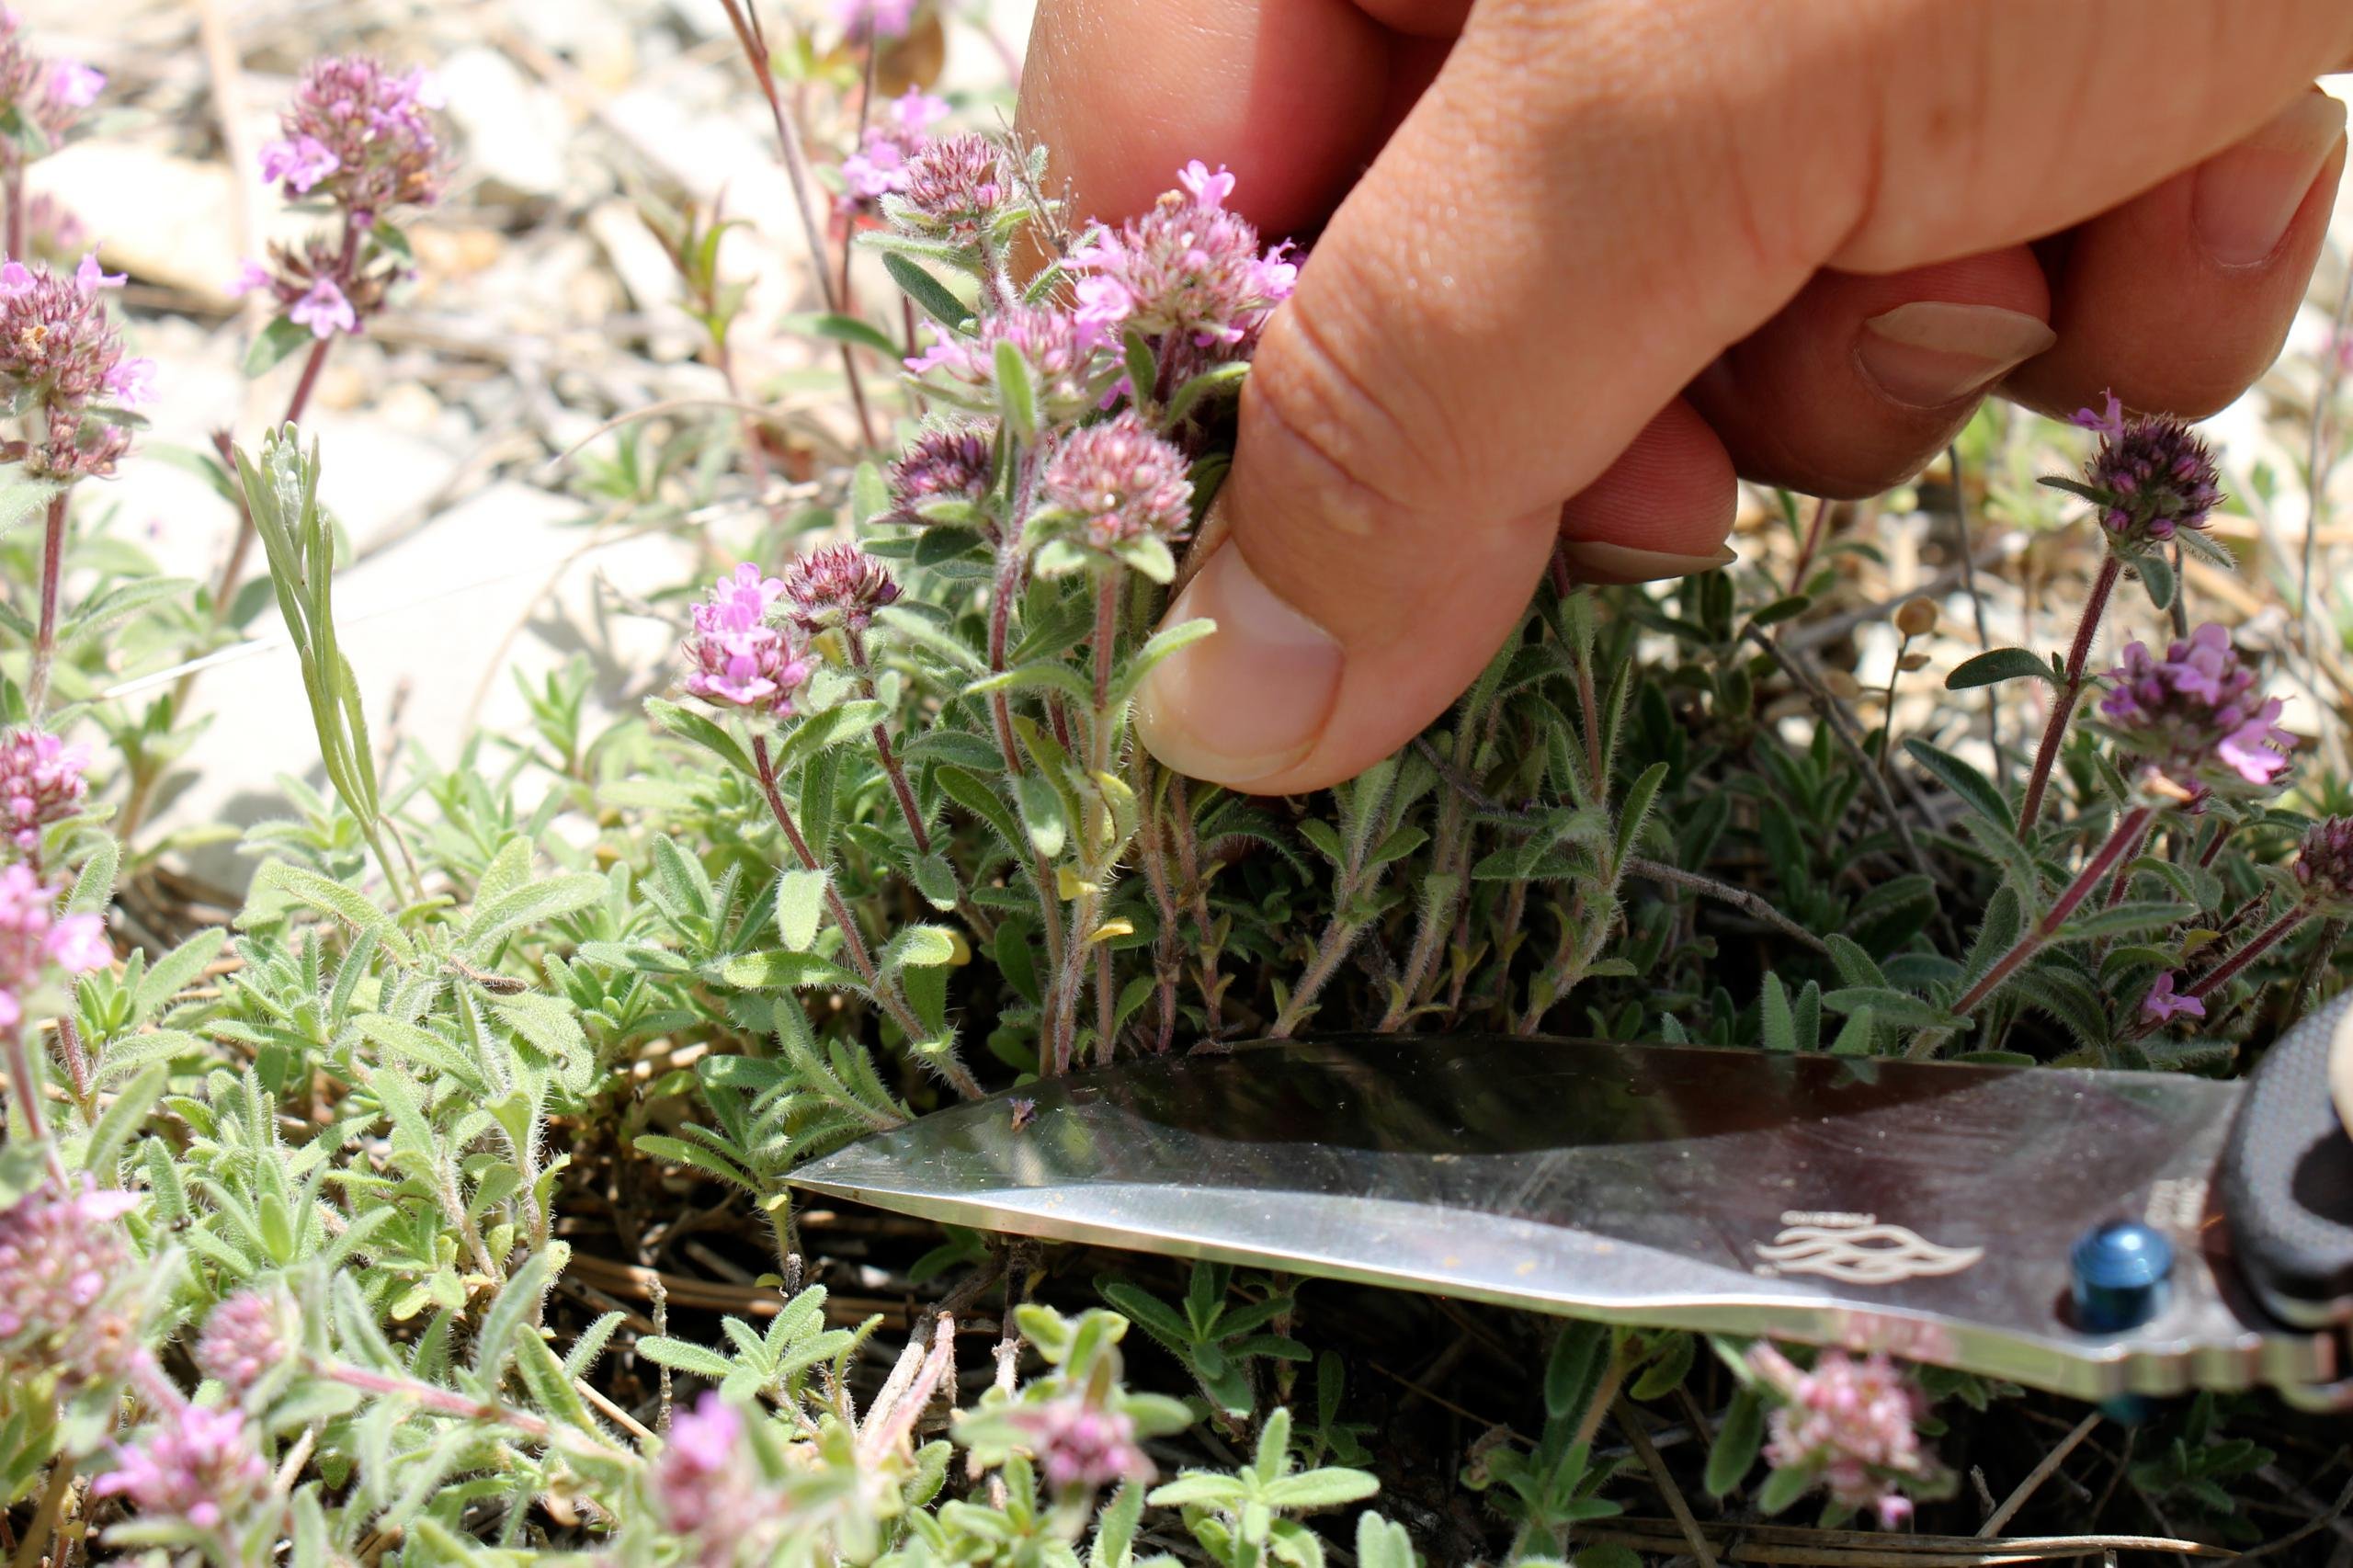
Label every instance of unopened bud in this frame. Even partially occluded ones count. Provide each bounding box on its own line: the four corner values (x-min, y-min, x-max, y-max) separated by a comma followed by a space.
1893, 597, 1938, 640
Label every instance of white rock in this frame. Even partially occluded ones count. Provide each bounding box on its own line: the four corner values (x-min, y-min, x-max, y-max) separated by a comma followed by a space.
438, 45, 571, 200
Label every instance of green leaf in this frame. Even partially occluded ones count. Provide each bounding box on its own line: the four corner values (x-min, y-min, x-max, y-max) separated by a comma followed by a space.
937, 765, 1026, 853
1163, 360, 1250, 426
1759, 973, 1796, 1052
964, 660, 1097, 705
1544, 1321, 1609, 1421
2134, 548, 2175, 612
720, 951, 865, 992
1746, 594, 1811, 628
1108, 616, 1217, 708
1756, 1461, 1814, 1516
1822, 986, 1964, 1030
1945, 647, 2057, 690
881, 252, 972, 333
1015, 770, 1067, 858
907, 850, 959, 912
782, 310, 902, 358
65, 836, 119, 915
634, 1336, 739, 1381
880, 925, 958, 973
852, 460, 892, 525
471, 1251, 554, 1383
775, 868, 831, 951
2057, 900, 2195, 943
244, 315, 316, 378
646, 697, 758, 779
1262, 1468, 1381, 1510
1705, 1387, 1765, 1497
462, 873, 605, 955
995, 339, 1038, 437
0, 464, 63, 538
772, 700, 888, 773
1904, 738, 2011, 831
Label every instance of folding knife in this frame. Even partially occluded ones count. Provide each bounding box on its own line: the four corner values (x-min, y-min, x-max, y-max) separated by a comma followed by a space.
790, 994, 2353, 1410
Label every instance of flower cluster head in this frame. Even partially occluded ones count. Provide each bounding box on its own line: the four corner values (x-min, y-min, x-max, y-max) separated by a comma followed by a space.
682, 564, 813, 719
1069, 160, 1297, 358
2094, 623, 2294, 793
1032, 411, 1193, 580
887, 132, 1013, 242
0, 1178, 138, 1377
231, 236, 394, 340
2069, 392, 2224, 547
888, 420, 996, 523
0, 860, 108, 1028
1751, 1346, 1942, 1528
0, 725, 85, 855
2141, 971, 2205, 1025
0, 12, 104, 162
835, 0, 916, 41
2294, 816, 2353, 914
782, 543, 900, 633
195, 1288, 296, 1402
1006, 1396, 1151, 1494
0, 255, 153, 475
653, 1394, 771, 1565
261, 55, 445, 217
95, 1404, 269, 1537
906, 301, 1103, 415
838, 89, 950, 209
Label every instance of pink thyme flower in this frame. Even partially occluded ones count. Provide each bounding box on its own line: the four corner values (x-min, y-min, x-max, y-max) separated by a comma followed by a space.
781, 543, 901, 633
2095, 624, 2294, 792
228, 257, 273, 297
2068, 392, 2223, 546
266, 55, 445, 215
0, 257, 141, 473
0, 859, 107, 1030
835, 0, 916, 40
194, 1288, 294, 1401
1751, 1346, 1942, 1528
74, 251, 122, 289
1007, 1397, 1152, 1494
43, 58, 100, 109
1069, 163, 1298, 353
0, 725, 87, 852
103, 355, 155, 407
0, 260, 30, 297
838, 89, 950, 209
259, 132, 340, 194
2141, 971, 2205, 1024
654, 1392, 773, 1566
289, 275, 357, 337
906, 302, 1102, 413
681, 563, 813, 719
96, 1404, 269, 1536
889, 421, 996, 521
1034, 410, 1192, 577
891, 132, 1012, 241
2294, 816, 2353, 915
0, 1172, 135, 1346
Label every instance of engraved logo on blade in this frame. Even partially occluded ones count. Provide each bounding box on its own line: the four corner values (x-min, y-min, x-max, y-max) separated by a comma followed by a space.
1753, 1211, 1984, 1285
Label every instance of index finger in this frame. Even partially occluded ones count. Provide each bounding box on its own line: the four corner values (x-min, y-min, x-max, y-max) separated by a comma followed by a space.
1016, 0, 1406, 234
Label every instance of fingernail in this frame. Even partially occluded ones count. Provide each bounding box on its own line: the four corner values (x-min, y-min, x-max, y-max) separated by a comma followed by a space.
1133, 545, 1342, 786
2193, 93, 2347, 267
1557, 540, 1737, 585
1857, 302, 2056, 409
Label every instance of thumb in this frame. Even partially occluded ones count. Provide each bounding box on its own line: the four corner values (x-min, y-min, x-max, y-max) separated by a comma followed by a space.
1135, 0, 2353, 793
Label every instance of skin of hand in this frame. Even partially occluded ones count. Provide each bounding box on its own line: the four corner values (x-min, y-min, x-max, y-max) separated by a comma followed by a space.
1015, 0, 2353, 794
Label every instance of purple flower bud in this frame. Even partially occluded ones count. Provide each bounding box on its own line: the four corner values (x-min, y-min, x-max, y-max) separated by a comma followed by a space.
228, 257, 274, 297
681, 564, 813, 719
835, 0, 916, 40
95, 1404, 268, 1536
888, 422, 996, 521
2294, 816, 2353, 914
1007, 1396, 1152, 1494
0, 726, 85, 854
892, 132, 1013, 240
194, 1289, 294, 1400
2140, 971, 2205, 1025
2069, 392, 2223, 547
836, 90, 950, 210
781, 543, 901, 633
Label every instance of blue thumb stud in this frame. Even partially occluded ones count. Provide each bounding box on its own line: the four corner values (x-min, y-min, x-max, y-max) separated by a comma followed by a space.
2071, 1220, 2175, 1334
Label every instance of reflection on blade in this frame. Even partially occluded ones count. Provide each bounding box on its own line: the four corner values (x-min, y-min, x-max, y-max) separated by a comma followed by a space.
789, 1035, 2340, 1403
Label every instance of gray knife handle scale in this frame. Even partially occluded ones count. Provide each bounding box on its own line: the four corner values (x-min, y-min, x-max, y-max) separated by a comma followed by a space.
2220, 991, 2353, 1329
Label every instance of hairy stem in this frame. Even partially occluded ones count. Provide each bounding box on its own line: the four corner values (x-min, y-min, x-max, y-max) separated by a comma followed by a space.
3, 1025, 70, 1188
2017, 553, 2121, 838
2185, 903, 2311, 1006
26, 491, 70, 716
1940, 802, 2155, 1028
844, 627, 930, 855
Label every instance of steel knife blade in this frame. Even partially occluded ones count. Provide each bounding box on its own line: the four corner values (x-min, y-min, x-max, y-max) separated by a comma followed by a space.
790, 995, 2353, 1409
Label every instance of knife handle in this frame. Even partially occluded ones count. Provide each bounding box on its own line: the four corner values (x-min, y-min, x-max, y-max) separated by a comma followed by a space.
2218, 991, 2353, 1329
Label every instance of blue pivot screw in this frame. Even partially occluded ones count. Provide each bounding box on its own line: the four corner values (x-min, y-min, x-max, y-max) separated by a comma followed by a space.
2071, 1220, 2175, 1335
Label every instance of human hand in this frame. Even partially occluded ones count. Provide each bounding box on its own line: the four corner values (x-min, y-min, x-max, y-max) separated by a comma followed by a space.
1016, 0, 2351, 792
